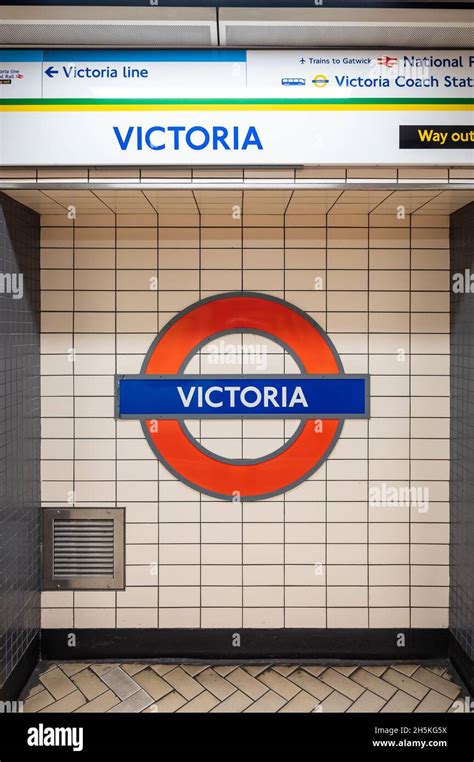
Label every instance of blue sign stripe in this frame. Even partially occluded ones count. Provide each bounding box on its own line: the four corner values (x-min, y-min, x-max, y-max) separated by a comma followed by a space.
1, 50, 42, 62
118, 376, 369, 418
43, 50, 246, 62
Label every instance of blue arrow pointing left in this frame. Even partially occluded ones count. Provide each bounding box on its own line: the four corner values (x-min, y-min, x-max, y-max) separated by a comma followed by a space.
45, 66, 59, 78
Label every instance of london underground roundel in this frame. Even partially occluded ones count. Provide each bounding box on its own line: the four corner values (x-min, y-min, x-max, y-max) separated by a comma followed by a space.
117, 293, 370, 501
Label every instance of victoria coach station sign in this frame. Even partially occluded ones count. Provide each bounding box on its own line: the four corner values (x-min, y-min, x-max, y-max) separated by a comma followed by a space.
0, 48, 472, 165
116, 294, 370, 501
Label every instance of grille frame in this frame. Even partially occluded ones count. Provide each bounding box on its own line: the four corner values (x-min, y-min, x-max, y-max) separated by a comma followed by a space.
42, 507, 125, 591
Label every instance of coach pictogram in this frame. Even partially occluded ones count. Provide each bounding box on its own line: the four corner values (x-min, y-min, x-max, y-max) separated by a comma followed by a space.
116, 292, 370, 501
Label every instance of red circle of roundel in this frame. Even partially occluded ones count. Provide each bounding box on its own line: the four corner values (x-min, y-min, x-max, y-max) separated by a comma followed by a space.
142, 293, 342, 501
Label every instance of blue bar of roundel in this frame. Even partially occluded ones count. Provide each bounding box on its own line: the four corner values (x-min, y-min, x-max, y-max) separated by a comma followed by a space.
43, 50, 247, 62
118, 377, 368, 417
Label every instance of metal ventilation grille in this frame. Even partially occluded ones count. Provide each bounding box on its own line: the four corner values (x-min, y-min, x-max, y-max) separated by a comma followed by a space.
43, 508, 124, 590
0, 24, 213, 47
53, 518, 114, 579
223, 24, 474, 48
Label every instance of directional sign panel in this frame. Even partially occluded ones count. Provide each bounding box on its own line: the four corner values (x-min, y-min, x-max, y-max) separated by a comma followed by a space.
41, 50, 247, 99
1, 48, 472, 165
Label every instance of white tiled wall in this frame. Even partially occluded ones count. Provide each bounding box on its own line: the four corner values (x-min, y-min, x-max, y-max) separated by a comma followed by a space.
40, 202, 450, 630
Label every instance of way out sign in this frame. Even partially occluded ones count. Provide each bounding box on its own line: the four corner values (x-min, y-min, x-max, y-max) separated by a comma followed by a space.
116, 293, 370, 501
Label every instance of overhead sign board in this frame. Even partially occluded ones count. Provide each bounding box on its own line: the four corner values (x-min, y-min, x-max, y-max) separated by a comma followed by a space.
0, 49, 472, 165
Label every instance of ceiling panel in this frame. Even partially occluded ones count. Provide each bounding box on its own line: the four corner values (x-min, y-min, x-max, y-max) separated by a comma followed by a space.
42, 190, 111, 214
220, 8, 473, 48
286, 190, 342, 215
4, 188, 473, 219
412, 190, 474, 215
143, 190, 198, 215
0, 7, 217, 47
370, 191, 442, 215
4, 190, 65, 214
92, 191, 155, 214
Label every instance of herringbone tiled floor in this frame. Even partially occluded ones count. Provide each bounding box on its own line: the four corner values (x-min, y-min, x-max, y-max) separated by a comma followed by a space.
21, 662, 467, 713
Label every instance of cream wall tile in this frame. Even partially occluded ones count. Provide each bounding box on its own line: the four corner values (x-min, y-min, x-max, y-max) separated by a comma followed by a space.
327, 609, 368, 627
117, 609, 158, 628
369, 609, 410, 628
243, 609, 284, 628
327, 566, 367, 585
369, 566, 410, 585
74, 591, 116, 607
159, 609, 200, 627
327, 587, 367, 607
285, 609, 326, 627
201, 609, 242, 627
74, 609, 116, 628
41, 609, 74, 628
411, 608, 448, 628
411, 543, 449, 565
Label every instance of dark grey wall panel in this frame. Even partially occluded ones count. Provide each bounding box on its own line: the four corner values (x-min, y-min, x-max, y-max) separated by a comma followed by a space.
450, 201, 474, 664
0, 192, 40, 693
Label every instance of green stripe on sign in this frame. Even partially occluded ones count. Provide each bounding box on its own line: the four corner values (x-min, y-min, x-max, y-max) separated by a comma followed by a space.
1, 98, 474, 106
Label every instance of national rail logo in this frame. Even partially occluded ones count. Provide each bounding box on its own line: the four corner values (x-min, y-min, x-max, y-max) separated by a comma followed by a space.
116, 293, 370, 501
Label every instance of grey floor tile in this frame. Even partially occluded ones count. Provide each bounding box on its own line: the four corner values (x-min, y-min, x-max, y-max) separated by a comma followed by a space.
279, 691, 318, 713
410, 667, 461, 700
380, 690, 419, 713
60, 663, 90, 677
121, 664, 149, 676
133, 668, 174, 701
39, 690, 86, 713
333, 666, 358, 677
288, 668, 333, 700
319, 668, 365, 701
162, 667, 205, 700
225, 667, 269, 700
382, 668, 429, 700
258, 669, 301, 700
107, 689, 154, 713
346, 690, 386, 713
74, 690, 121, 713
244, 690, 287, 713
150, 664, 178, 677
196, 668, 237, 700
101, 666, 141, 700
71, 669, 108, 701
181, 664, 209, 677
23, 690, 55, 713
211, 690, 254, 713
352, 668, 397, 700
143, 692, 187, 713
213, 666, 239, 677
243, 665, 268, 677
414, 690, 454, 713
90, 664, 118, 677
39, 667, 77, 700
391, 664, 419, 677
272, 666, 298, 677
177, 691, 220, 713
317, 690, 352, 713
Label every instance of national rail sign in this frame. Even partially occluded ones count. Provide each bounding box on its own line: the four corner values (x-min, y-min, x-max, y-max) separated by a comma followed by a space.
116, 293, 370, 501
